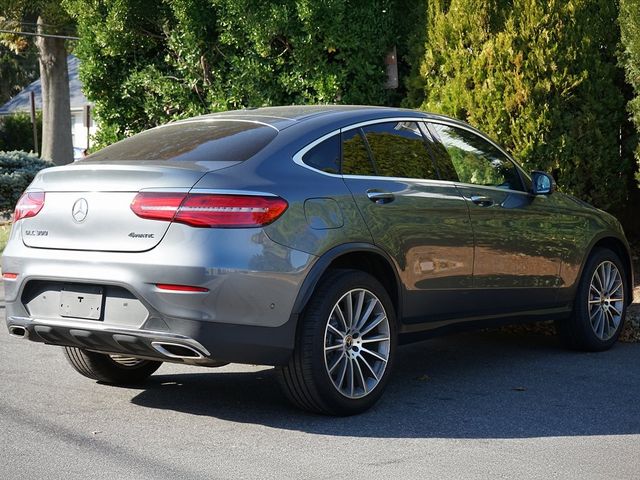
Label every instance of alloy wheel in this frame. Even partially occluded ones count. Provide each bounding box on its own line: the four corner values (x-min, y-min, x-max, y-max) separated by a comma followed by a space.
588, 260, 624, 341
323, 288, 391, 399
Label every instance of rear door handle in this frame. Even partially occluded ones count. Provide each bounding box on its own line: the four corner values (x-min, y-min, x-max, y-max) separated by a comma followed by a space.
366, 189, 395, 204
470, 195, 494, 207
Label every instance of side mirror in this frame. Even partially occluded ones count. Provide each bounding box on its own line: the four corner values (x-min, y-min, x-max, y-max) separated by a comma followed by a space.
531, 171, 556, 195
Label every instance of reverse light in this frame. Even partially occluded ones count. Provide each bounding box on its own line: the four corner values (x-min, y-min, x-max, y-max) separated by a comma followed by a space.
14, 191, 45, 222
131, 192, 288, 228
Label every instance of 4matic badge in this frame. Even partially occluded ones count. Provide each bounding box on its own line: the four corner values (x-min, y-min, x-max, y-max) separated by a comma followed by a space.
128, 232, 155, 239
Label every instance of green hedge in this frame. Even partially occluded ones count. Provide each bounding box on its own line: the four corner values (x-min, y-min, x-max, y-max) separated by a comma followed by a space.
0, 150, 53, 213
0, 112, 42, 154
64, 0, 404, 148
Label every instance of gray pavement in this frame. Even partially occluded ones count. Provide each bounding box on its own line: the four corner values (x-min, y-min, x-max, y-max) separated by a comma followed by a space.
1, 282, 640, 479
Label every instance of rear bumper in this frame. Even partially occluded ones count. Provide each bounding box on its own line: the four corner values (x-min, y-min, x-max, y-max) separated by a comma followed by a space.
2, 221, 315, 365
5, 313, 298, 366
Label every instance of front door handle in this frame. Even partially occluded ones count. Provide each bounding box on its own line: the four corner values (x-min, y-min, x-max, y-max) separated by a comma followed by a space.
366, 189, 395, 204
470, 195, 494, 207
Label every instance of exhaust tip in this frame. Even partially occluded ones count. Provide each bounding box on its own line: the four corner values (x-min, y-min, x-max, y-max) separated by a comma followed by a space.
151, 342, 205, 359
8, 326, 28, 339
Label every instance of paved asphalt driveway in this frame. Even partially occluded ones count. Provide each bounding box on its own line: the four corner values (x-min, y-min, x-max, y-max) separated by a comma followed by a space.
1, 283, 639, 479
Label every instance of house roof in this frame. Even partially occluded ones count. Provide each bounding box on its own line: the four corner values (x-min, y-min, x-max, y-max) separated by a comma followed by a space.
0, 55, 90, 115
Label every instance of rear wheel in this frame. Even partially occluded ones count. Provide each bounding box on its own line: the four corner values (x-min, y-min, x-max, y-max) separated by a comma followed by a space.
557, 248, 628, 351
277, 269, 397, 416
63, 347, 162, 384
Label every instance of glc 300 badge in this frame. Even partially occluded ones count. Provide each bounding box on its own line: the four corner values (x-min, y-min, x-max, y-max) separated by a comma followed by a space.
72, 198, 89, 223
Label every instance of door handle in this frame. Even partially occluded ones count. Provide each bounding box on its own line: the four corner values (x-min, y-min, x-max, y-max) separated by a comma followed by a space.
366, 189, 395, 204
470, 195, 494, 207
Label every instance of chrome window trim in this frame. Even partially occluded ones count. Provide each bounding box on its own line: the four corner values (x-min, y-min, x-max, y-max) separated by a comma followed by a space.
291, 115, 531, 195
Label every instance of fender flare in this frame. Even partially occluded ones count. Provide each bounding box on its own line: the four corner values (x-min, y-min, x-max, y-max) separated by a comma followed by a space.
290, 242, 403, 317
573, 231, 634, 305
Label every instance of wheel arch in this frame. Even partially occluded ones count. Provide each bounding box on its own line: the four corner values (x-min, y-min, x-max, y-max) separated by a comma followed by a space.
291, 243, 403, 319
582, 234, 634, 305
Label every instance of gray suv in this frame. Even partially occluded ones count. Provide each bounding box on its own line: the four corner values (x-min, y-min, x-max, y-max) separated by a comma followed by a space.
2, 106, 632, 415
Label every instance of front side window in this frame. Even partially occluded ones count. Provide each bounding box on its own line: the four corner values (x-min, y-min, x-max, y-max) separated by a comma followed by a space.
360, 121, 437, 180
429, 123, 523, 191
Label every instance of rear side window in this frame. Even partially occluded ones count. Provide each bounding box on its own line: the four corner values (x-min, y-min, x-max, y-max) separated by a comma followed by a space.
360, 121, 437, 180
342, 129, 375, 176
421, 123, 459, 182
302, 135, 340, 174
82, 121, 278, 163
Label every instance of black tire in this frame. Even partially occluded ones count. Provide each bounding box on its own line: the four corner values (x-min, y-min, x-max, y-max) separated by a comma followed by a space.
557, 247, 629, 351
63, 347, 162, 384
277, 269, 397, 416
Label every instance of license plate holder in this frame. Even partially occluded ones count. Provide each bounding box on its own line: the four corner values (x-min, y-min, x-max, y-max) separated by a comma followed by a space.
60, 286, 104, 320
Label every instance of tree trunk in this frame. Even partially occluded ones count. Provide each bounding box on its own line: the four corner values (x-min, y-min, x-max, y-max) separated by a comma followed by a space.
35, 17, 73, 165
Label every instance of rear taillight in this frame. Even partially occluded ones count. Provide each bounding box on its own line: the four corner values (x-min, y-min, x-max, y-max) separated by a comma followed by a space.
130, 192, 288, 228
14, 191, 45, 222
130, 193, 184, 222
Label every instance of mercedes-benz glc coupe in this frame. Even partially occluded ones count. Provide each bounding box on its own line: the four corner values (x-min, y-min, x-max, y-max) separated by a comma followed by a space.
2, 106, 632, 415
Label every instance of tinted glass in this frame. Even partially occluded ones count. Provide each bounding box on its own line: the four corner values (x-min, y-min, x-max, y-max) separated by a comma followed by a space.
360, 122, 436, 180
429, 123, 523, 191
421, 123, 459, 182
342, 128, 375, 176
302, 135, 340, 174
83, 121, 278, 163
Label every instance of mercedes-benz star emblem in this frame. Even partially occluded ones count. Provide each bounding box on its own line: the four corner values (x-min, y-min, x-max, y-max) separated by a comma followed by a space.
72, 198, 89, 223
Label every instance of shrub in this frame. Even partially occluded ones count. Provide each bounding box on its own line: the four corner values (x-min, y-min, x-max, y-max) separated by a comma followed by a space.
0, 112, 43, 153
406, 0, 635, 213
64, 0, 403, 148
620, 0, 640, 185
0, 150, 53, 213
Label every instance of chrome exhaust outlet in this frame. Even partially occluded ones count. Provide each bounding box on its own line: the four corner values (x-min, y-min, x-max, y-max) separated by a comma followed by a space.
8, 326, 28, 339
151, 342, 205, 360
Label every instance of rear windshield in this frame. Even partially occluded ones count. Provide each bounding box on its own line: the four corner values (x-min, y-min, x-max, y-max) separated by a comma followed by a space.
81, 121, 278, 163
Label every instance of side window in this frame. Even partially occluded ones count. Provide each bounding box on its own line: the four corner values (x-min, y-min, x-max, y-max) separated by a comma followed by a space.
429, 123, 523, 191
360, 121, 437, 180
302, 134, 340, 174
419, 123, 459, 182
341, 128, 375, 176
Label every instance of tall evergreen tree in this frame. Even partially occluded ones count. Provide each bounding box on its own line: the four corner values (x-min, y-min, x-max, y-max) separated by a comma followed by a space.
620, 0, 640, 185
409, 0, 632, 213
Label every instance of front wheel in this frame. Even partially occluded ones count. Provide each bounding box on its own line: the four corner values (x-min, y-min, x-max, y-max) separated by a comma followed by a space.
277, 269, 397, 416
557, 248, 628, 351
63, 347, 162, 384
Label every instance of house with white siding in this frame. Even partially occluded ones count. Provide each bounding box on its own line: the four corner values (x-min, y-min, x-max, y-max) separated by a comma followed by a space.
0, 55, 98, 160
